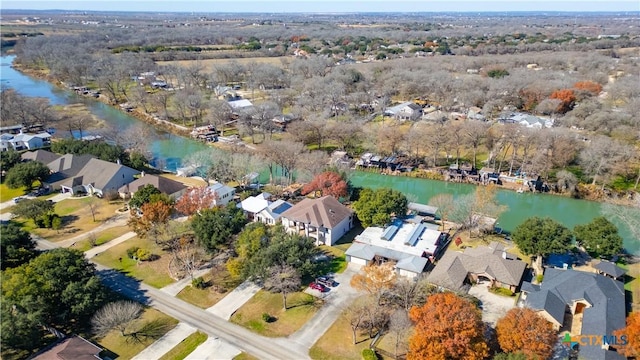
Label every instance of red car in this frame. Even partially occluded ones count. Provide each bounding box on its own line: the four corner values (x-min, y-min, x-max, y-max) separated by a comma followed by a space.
309, 282, 326, 292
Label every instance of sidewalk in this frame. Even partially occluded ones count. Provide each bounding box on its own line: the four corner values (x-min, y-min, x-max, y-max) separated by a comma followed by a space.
206, 280, 261, 320
184, 336, 241, 360
160, 267, 213, 296
131, 322, 196, 360
84, 231, 136, 258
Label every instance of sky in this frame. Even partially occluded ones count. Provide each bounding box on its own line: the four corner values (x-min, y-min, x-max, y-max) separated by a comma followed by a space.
1, 0, 639, 13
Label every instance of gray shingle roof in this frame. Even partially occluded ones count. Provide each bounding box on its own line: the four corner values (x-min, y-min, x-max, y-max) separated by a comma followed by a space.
524, 268, 626, 360
21, 149, 60, 164
593, 260, 627, 279
119, 174, 187, 195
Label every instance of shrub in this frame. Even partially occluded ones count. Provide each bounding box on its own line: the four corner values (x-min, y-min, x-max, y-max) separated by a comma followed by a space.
35, 212, 61, 228
262, 313, 275, 323
487, 68, 510, 78
490, 287, 515, 297
126, 246, 140, 259
136, 248, 152, 261
192, 276, 206, 289
536, 274, 544, 283
362, 348, 379, 360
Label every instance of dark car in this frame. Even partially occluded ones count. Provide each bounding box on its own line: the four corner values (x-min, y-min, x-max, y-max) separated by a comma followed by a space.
316, 276, 336, 288
309, 282, 326, 292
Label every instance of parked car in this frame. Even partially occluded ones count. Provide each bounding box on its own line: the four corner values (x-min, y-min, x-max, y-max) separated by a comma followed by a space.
316, 276, 336, 288
13, 197, 24, 203
309, 282, 326, 292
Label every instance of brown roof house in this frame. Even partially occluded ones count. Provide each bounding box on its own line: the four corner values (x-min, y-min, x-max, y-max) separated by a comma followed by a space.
280, 195, 354, 246
119, 173, 187, 200
427, 241, 527, 292
32, 335, 103, 360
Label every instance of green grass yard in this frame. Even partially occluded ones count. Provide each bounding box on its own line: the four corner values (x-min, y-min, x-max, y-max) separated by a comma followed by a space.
158, 331, 207, 360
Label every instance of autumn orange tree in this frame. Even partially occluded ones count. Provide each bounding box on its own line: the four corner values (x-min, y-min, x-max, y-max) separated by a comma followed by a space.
573, 81, 603, 95
408, 292, 488, 360
174, 186, 216, 216
549, 89, 576, 113
495, 308, 557, 360
128, 200, 172, 244
301, 171, 348, 199
614, 311, 640, 358
350, 262, 397, 304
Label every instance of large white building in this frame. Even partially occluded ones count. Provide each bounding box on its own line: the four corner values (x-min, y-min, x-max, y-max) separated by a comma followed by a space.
280, 196, 354, 246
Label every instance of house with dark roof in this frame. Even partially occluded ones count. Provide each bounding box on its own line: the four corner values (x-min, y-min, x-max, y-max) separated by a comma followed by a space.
384, 102, 422, 121
426, 241, 527, 292
118, 174, 187, 200
32, 335, 103, 360
593, 260, 627, 280
521, 268, 626, 360
280, 195, 354, 246
345, 220, 449, 278
21, 149, 61, 164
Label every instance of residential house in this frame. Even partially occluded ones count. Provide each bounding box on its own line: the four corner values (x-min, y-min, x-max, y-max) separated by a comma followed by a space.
426, 242, 527, 292
238, 192, 272, 220
0, 133, 14, 152
280, 195, 354, 246
499, 112, 554, 129
21, 149, 61, 164
3, 132, 51, 151
521, 268, 626, 360
346, 221, 449, 278
208, 182, 236, 206
58, 158, 139, 196
32, 335, 103, 360
256, 199, 293, 225
228, 99, 254, 116
118, 174, 188, 200
384, 102, 422, 121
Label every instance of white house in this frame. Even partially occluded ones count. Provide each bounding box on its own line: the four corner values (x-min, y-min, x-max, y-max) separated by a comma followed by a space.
208, 182, 236, 206
4, 132, 52, 151
280, 196, 354, 246
384, 102, 422, 121
0, 133, 14, 152
255, 199, 293, 225
238, 192, 272, 220
345, 221, 449, 278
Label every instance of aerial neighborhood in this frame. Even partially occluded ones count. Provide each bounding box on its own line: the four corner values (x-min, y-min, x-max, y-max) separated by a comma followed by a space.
1, 5, 639, 360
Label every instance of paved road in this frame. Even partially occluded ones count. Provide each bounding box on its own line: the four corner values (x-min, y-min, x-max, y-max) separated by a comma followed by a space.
96, 265, 310, 360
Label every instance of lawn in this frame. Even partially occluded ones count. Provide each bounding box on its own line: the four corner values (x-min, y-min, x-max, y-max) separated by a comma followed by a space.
620, 262, 640, 311
317, 245, 348, 274
158, 331, 207, 360
96, 308, 178, 360
233, 353, 259, 360
26, 197, 126, 242
0, 182, 27, 202
176, 266, 241, 309
230, 290, 322, 337
93, 236, 175, 288
72, 226, 133, 252
309, 300, 384, 360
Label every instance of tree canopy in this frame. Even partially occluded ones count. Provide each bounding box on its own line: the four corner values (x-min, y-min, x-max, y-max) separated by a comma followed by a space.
511, 217, 573, 258
191, 203, 245, 252
174, 186, 216, 216
0, 150, 22, 173
128, 184, 161, 209
0, 223, 38, 270
301, 171, 348, 199
614, 311, 640, 358
352, 187, 408, 227
1, 248, 108, 351
573, 216, 623, 259
408, 292, 488, 360
4, 161, 51, 190
11, 199, 55, 223
495, 308, 557, 360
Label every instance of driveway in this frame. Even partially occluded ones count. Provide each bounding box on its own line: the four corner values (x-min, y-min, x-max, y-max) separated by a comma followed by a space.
206, 280, 260, 320
132, 322, 196, 360
185, 336, 241, 360
468, 284, 517, 326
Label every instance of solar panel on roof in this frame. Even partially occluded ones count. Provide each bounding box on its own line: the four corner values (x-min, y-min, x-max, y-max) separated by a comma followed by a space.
405, 223, 425, 247
381, 225, 398, 241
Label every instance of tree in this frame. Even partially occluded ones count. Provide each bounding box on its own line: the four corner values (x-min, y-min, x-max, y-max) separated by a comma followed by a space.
87, 196, 100, 222
352, 188, 408, 227
495, 308, 557, 360
191, 204, 246, 252
0, 149, 22, 173
91, 300, 143, 337
573, 217, 623, 259
4, 161, 50, 190
1, 248, 108, 351
511, 217, 573, 269
385, 276, 435, 312
264, 264, 302, 310
128, 184, 161, 209
614, 311, 640, 358
174, 186, 216, 216
128, 200, 172, 244
12, 199, 55, 223
1, 224, 38, 270
389, 309, 412, 358
408, 292, 488, 360
301, 171, 348, 199
166, 234, 206, 281
351, 263, 397, 304
429, 193, 455, 231
345, 298, 370, 345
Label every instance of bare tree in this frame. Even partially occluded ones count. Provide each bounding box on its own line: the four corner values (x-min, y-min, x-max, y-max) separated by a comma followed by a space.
429, 194, 455, 231
579, 136, 631, 189
388, 309, 412, 358
167, 235, 206, 281
263, 264, 301, 310
345, 298, 369, 344
91, 300, 143, 337
87, 196, 100, 222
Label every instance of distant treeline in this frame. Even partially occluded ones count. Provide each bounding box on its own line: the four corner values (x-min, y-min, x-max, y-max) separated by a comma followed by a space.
111, 45, 227, 54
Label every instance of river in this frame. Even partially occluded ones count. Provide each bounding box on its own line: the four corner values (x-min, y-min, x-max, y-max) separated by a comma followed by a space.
1, 55, 637, 255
